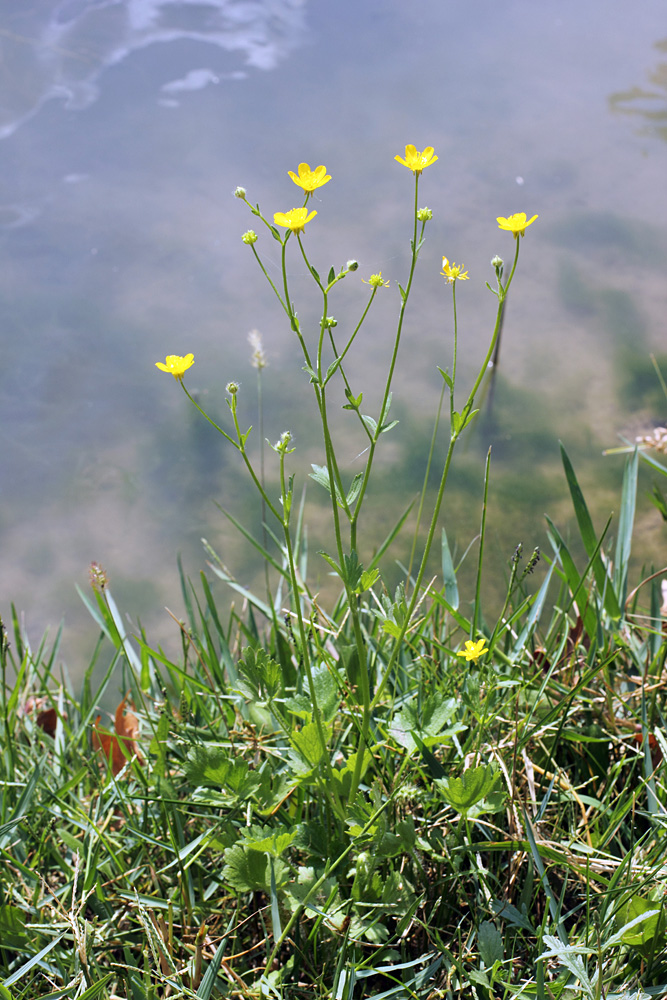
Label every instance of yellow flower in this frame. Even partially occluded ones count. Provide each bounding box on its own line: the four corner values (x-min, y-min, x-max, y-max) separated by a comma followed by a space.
394, 144, 438, 175
496, 213, 538, 238
362, 272, 389, 288
273, 207, 317, 234
456, 639, 489, 663
155, 354, 194, 380
288, 162, 331, 193
441, 257, 469, 283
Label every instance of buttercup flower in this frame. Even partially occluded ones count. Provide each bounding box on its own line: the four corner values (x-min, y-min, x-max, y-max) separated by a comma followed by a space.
394, 144, 438, 175
155, 354, 194, 381
456, 639, 489, 663
362, 272, 389, 288
273, 207, 317, 234
288, 163, 331, 193
496, 213, 538, 238
441, 257, 469, 283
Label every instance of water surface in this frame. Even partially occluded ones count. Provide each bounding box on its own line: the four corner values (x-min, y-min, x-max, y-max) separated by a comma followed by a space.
1, 0, 665, 660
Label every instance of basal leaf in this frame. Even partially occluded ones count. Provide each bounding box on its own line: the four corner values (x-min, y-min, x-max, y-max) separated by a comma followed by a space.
437, 764, 499, 815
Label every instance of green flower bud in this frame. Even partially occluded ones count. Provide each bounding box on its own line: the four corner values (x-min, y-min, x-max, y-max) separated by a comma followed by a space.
242, 230, 258, 245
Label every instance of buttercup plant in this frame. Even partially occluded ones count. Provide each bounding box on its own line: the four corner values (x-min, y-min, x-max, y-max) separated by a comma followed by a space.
2, 142, 660, 1000
155, 146, 538, 804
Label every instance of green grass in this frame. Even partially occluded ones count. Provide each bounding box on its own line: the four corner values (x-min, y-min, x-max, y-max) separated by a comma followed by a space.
1, 446, 667, 1000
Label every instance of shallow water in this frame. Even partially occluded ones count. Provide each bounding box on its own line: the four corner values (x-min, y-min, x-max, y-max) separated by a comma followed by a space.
1, 0, 666, 663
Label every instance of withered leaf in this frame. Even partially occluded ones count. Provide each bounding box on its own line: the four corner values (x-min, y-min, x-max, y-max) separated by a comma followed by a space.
93, 694, 145, 775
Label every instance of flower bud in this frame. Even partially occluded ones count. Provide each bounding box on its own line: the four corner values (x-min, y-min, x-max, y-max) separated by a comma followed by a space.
226, 381, 240, 395
272, 430, 294, 453
491, 255, 504, 269
234, 186, 247, 199
89, 561, 108, 592
242, 230, 258, 245
324, 316, 337, 328
417, 207, 433, 222
345, 259, 359, 271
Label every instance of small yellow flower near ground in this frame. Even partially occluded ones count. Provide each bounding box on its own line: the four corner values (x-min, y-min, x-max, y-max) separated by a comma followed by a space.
155, 354, 194, 381
441, 257, 469, 283
496, 212, 538, 237
362, 272, 389, 288
288, 163, 331, 192
394, 144, 438, 175
273, 207, 317, 234
456, 638, 489, 663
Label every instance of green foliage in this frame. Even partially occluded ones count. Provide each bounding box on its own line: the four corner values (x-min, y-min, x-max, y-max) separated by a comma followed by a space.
437, 763, 502, 816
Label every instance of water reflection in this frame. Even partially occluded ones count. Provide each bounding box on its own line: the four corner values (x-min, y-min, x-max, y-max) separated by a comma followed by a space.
609, 38, 667, 142
0, 0, 307, 141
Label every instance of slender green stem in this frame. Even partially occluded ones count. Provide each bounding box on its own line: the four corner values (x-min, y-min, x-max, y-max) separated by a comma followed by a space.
350, 178, 425, 549
250, 245, 289, 317
180, 383, 283, 524
276, 447, 338, 800
407, 382, 446, 581
407, 276, 459, 580
372, 241, 521, 708
450, 281, 459, 420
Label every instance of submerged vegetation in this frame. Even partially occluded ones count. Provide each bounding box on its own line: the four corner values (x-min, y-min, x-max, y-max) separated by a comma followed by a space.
2, 147, 667, 1000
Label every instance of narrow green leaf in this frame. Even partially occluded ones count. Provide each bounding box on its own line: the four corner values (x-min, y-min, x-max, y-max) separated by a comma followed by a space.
2, 933, 67, 987
196, 915, 236, 999
560, 443, 621, 621
361, 414, 377, 435
327, 266, 336, 284
343, 388, 363, 409
380, 419, 399, 434
545, 517, 598, 642
437, 366, 454, 390
346, 472, 364, 506
324, 357, 342, 383
319, 550, 342, 576
309, 463, 332, 495
510, 556, 559, 661
441, 528, 459, 610
614, 447, 638, 607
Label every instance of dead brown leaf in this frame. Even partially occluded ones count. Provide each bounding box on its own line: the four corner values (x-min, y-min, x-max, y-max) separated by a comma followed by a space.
93, 694, 145, 775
